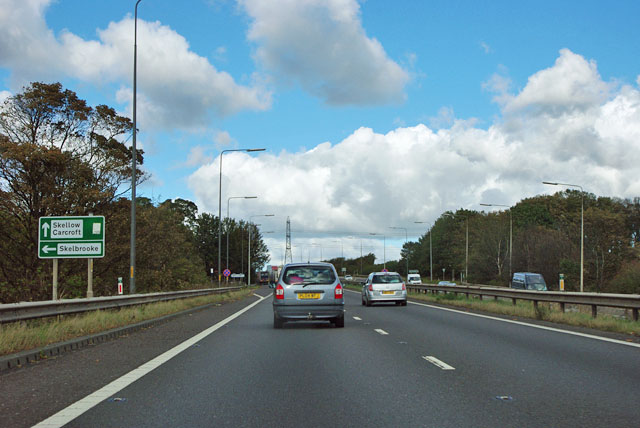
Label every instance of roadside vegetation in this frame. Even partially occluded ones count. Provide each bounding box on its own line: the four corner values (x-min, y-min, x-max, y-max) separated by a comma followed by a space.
0, 82, 270, 303
0, 288, 255, 356
407, 290, 640, 337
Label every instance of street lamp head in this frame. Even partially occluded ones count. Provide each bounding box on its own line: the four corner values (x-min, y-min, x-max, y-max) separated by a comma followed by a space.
245, 196, 258, 199
479, 203, 492, 207
542, 181, 558, 185
246, 148, 266, 152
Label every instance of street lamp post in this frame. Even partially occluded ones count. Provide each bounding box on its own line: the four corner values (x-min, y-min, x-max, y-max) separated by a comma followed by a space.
480, 203, 513, 281
389, 226, 408, 277
414, 221, 433, 282
543, 181, 585, 292
248, 214, 274, 286
227, 196, 257, 278
218, 148, 265, 286
130, 0, 143, 295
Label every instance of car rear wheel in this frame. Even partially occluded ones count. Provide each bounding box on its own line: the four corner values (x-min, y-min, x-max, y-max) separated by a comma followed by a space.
361, 295, 365, 306
365, 296, 372, 307
401, 300, 407, 306
273, 313, 284, 329
334, 314, 344, 328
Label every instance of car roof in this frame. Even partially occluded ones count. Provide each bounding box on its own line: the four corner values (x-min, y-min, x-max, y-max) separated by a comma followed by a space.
372, 271, 400, 275
283, 262, 335, 268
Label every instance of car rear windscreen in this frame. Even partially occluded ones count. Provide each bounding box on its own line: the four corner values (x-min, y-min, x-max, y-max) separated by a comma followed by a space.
373, 274, 402, 284
283, 266, 336, 285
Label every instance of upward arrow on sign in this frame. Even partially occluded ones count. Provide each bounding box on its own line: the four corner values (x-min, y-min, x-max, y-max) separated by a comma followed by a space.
41, 223, 50, 238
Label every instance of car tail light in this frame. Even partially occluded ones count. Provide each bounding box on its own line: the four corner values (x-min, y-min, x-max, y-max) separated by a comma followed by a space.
335, 283, 343, 299
275, 283, 284, 300
402, 283, 406, 291
368, 283, 373, 292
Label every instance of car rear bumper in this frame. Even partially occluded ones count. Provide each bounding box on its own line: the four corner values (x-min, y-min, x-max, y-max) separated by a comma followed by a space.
365, 291, 407, 303
273, 303, 344, 320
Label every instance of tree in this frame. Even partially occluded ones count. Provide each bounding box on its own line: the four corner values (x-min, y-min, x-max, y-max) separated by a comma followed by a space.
0, 82, 141, 302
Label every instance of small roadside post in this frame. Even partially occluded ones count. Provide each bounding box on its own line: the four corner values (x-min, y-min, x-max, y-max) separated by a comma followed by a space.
559, 273, 565, 291
118, 277, 124, 295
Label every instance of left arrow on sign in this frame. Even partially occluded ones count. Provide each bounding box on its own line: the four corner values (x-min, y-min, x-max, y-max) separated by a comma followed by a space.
42, 223, 50, 238
42, 245, 55, 253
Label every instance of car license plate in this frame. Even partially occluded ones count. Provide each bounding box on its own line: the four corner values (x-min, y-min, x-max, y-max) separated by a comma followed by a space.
298, 293, 321, 299
382, 291, 395, 295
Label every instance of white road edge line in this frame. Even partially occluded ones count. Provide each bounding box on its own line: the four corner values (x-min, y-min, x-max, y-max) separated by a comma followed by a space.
408, 300, 640, 349
423, 356, 455, 370
375, 329, 389, 335
32, 294, 269, 428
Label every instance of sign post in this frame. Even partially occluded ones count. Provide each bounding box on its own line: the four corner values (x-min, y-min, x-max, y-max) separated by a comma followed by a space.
118, 277, 123, 295
39, 216, 105, 299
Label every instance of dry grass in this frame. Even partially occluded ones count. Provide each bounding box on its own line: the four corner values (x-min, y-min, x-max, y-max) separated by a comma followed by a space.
408, 291, 640, 336
0, 288, 255, 356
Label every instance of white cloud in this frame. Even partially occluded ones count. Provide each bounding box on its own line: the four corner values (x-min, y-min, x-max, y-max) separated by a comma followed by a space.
502, 49, 611, 114
0, 0, 271, 130
239, 0, 410, 105
214, 130, 235, 147
0, 90, 11, 103
189, 49, 640, 264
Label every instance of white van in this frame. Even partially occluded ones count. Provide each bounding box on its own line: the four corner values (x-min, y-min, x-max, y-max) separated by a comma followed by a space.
407, 273, 421, 284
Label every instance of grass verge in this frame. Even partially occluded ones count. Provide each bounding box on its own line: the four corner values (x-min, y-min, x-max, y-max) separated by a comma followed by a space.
0, 288, 256, 356
408, 291, 640, 337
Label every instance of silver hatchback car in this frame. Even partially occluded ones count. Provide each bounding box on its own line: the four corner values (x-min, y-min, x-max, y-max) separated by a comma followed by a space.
362, 271, 407, 306
272, 262, 345, 328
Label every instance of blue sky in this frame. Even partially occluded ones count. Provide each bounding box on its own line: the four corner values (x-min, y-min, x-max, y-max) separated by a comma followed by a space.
1, 0, 640, 266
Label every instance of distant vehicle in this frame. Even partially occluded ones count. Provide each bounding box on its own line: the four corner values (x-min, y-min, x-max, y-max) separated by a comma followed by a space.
362, 271, 407, 306
437, 281, 456, 286
259, 271, 270, 285
511, 272, 547, 291
272, 262, 344, 328
407, 273, 421, 284
344, 274, 353, 281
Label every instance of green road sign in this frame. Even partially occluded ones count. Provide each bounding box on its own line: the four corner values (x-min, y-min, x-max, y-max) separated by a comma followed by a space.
38, 216, 105, 258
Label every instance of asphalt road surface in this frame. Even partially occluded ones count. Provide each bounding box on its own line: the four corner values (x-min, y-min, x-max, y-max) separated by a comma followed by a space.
3, 287, 639, 427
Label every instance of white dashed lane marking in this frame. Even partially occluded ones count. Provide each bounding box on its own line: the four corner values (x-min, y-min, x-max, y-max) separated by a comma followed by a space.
422, 356, 455, 370
374, 329, 389, 335
353, 316, 362, 320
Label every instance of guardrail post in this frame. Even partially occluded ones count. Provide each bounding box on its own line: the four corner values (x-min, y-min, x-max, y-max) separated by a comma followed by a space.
512, 298, 517, 306
591, 305, 597, 318
633, 308, 638, 322
559, 302, 565, 313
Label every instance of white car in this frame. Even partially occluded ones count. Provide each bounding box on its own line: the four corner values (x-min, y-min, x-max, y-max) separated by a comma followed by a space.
407, 273, 421, 284
344, 275, 353, 281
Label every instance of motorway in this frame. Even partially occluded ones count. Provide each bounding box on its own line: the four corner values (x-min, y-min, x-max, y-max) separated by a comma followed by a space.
1, 286, 639, 427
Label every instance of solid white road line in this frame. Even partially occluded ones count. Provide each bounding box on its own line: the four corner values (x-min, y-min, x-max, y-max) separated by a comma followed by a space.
408, 300, 640, 349
422, 356, 456, 370
353, 316, 362, 321
32, 294, 269, 428
375, 329, 389, 335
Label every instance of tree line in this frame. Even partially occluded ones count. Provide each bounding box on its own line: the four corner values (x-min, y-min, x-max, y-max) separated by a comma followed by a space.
327, 193, 640, 294
0, 82, 269, 303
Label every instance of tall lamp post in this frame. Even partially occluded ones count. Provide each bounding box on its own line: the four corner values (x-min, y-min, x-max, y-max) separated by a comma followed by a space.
130, 0, 143, 294
218, 148, 265, 286
248, 214, 274, 285
543, 181, 585, 292
414, 221, 433, 282
480, 203, 513, 281
227, 196, 257, 276
389, 226, 408, 277
369, 233, 386, 269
